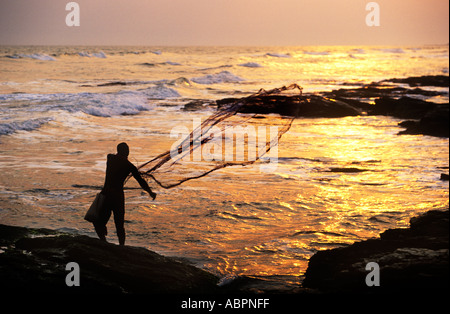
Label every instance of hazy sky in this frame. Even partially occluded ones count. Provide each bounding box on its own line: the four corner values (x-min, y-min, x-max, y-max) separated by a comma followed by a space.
0, 0, 448, 46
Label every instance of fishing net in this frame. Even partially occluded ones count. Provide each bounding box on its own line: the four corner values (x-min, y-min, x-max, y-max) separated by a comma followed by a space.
136, 84, 303, 189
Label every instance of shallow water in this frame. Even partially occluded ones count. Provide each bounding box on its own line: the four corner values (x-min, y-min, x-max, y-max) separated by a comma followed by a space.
0, 45, 448, 289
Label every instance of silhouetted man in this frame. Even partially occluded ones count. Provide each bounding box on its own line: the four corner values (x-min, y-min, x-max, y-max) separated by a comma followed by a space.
94, 142, 156, 245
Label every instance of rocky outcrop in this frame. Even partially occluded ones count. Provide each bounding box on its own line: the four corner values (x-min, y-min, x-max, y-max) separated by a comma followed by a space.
371, 96, 438, 119
398, 104, 449, 137
298, 96, 362, 118
0, 224, 219, 294
383, 75, 449, 88
212, 75, 449, 137
216, 94, 362, 118
323, 75, 449, 138
302, 209, 449, 293
2, 208, 449, 296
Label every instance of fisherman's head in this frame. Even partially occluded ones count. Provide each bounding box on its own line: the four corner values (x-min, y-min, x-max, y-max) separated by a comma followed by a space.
117, 142, 130, 157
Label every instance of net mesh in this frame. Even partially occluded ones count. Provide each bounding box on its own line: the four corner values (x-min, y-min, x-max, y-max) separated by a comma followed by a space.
136, 84, 303, 189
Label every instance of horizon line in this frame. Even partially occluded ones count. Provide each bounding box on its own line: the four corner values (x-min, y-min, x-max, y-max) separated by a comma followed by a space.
1, 43, 449, 48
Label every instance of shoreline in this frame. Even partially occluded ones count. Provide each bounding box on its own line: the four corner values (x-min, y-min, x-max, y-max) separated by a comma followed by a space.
1, 208, 448, 295
303, 208, 449, 293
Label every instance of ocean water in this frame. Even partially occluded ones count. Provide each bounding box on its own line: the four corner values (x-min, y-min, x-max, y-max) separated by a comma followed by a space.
0, 45, 449, 290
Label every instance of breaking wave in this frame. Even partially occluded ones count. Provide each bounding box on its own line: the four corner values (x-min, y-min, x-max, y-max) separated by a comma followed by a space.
78, 51, 107, 58
303, 51, 330, 56
239, 62, 263, 68
380, 48, 405, 54
6, 53, 57, 61
191, 71, 245, 84
139, 85, 181, 99
265, 53, 292, 58
0, 118, 52, 136
0, 83, 184, 136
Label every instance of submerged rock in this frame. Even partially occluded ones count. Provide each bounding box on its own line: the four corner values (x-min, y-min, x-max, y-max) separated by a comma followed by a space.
327, 167, 370, 173
0, 224, 219, 294
299, 96, 362, 118
217, 95, 303, 116
384, 75, 449, 87
371, 96, 438, 119
183, 100, 208, 111
322, 75, 450, 138
217, 94, 362, 118
302, 209, 449, 293
213, 75, 449, 137
398, 104, 449, 138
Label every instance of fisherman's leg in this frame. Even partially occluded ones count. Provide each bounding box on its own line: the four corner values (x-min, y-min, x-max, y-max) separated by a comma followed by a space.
113, 208, 125, 245
93, 222, 107, 242
113, 195, 126, 245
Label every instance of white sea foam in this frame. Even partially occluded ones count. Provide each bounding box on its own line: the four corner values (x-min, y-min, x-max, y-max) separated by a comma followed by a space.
191, 71, 245, 84
0, 118, 52, 136
350, 48, 366, 54
164, 61, 182, 66
265, 53, 292, 58
0, 83, 182, 128
79, 92, 152, 117
167, 77, 192, 87
0, 87, 180, 135
92, 51, 107, 58
146, 77, 192, 87
12, 53, 57, 61
1, 92, 151, 118
139, 85, 182, 99
239, 62, 263, 68
303, 51, 330, 56
78, 51, 107, 58
380, 48, 405, 54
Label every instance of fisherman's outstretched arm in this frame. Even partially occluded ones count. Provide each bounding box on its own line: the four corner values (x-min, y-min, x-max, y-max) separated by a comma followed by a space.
131, 166, 156, 199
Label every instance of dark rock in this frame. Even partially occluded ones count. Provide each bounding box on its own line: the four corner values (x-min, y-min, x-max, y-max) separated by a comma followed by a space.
0, 224, 219, 294
384, 75, 449, 87
218, 95, 303, 117
325, 84, 444, 100
441, 173, 449, 181
326, 85, 408, 99
327, 167, 369, 173
298, 96, 362, 118
218, 95, 362, 118
318, 75, 449, 138
303, 209, 449, 293
398, 104, 449, 137
182, 100, 208, 111
371, 96, 437, 119
214, 76, 448, 137
97, 81, 128, 87
330, 97, 373, 112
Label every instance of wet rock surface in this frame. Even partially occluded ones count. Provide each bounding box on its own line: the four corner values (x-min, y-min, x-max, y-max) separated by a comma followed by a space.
302, 209, 449, 293
0, 224, 220, 294
212, 75, 449, 138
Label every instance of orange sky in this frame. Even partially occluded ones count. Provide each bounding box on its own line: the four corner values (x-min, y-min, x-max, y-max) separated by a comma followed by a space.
0, 0, 448, 46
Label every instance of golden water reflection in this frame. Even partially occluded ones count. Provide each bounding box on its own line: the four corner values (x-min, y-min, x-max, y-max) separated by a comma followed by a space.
148, 115, 449, 284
